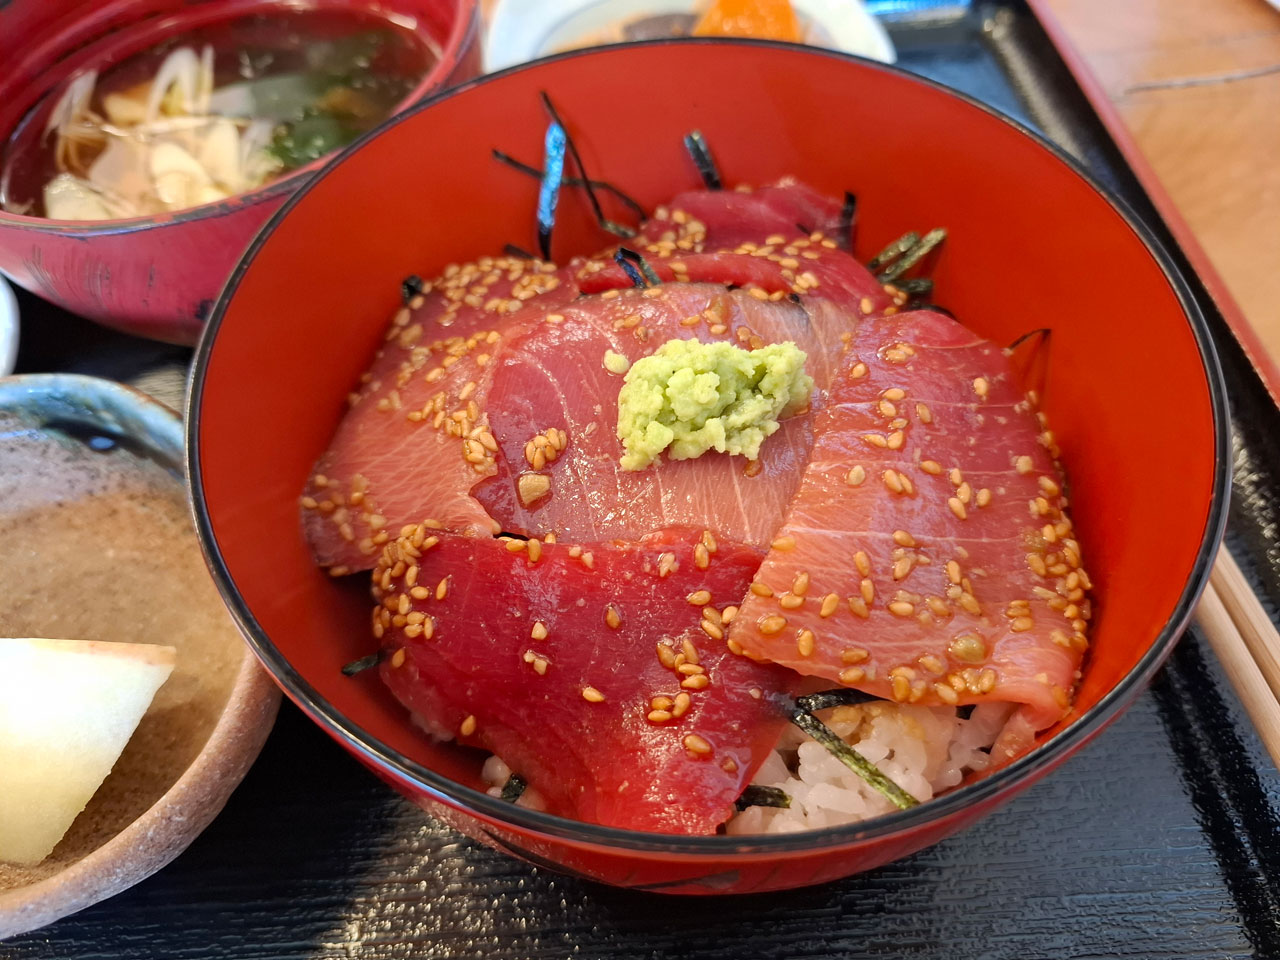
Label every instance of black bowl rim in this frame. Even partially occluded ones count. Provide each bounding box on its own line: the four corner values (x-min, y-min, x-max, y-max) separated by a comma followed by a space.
187, 37, 1232, 856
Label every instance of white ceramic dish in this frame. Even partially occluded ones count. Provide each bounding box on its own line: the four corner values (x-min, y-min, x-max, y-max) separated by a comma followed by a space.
0, 276, 17, 377
484, 0, 897, 72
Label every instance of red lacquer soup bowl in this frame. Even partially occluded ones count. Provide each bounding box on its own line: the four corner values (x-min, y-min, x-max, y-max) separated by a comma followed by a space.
189, 41, 1229, 894
0, 0, 480, 344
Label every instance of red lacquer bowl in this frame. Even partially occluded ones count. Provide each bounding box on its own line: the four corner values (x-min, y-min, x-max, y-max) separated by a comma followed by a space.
0, 0, 480, 345
189, 42, 1230, 894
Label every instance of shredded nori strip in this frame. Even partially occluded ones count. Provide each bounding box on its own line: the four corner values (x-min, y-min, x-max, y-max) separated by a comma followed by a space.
893, 276, 933, 297
540, 93, 637, 242
401, 274, 424, 305
535, 115, 568, 260
795, 688, 882, 714
735, 785, 792, 810
500, 773, 528, 803
878, 228, 947, 284
790, 709, 920, 810
341, 651, 382, 676
614, 247, 661, 288
1007, 327, 1051, 351
503, 243, 535, 260
867, 231, 920, 273
492, 150, 647, 222
838, 191, 857, 251
683, 130, 722, 190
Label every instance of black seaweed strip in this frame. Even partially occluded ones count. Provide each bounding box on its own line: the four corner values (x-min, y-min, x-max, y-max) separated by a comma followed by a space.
613, 249, 648, 288
499, 774, 528, 803
615, 247, 661, 287
838, 191, 857, 251
735, 785, 792, 811
341, 652, 381, 677
541, 93, 637, 239
683, 130, 722, 190
491, 150, 647, 221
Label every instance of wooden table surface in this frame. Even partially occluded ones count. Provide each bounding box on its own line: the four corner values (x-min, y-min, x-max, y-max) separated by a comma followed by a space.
1038, 0, 1280, 362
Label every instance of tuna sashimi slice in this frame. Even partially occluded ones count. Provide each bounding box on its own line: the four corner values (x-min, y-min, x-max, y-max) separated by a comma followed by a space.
727, 309, 1090, 735
372, 525, 796, 834
302, 255, 578, 571
475, 284, 857, 547
641, 179, 852, 250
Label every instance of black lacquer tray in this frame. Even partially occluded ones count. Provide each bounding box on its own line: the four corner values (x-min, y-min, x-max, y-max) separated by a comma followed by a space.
6, 2, 1280, 957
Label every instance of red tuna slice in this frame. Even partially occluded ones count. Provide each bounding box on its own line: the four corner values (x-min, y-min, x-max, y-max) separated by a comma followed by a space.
640, 179, 852, 250
302, 255, 579, 571
727, 309, 1090, 733
473, 284, 860, 546
371, 524, 796, 834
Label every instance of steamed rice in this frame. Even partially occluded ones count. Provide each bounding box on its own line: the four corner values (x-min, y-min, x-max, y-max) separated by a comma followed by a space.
480, 700, 1011, 833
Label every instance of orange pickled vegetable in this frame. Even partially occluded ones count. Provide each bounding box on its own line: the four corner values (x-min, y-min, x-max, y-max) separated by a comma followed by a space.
692, 0, 803, 43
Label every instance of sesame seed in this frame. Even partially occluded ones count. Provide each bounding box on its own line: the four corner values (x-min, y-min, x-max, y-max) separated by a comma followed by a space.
959, 593, 981, 615
672, 692, 692, 717
694, 544, 710, 569
934, 682, 960, 704
978, 669, 998, 693
460, 715, 477, 737
772, 536, 796, 551
648, 710, 673, 723
700, 620, 725, 640
531, 621, 548, 640
892, 558, 913, 581
893, 530, 916, 547
851, 362, 869, 379
948, 497, 968, 520
879, 400, 897, 418
779, 592, 804, 609
973, 377, 989, 397
950, 634, 986, 662
883, 470, 904, 494
797, 629, 816, 657
681, 674, 710, 690
605, 605, 622, 629
847, 465, 867, 486
861, 578, 875, 603
758, 614, 788, 635
410, 586, 430, 600
687, 590, 712, 606
1039, 475, 1061, 497
888, 601, 915, 617
390, 648, 406, 668
977, 488, 992, 507
891, 675, 911, 701
916, 403, 933, 424
1015, 455, 1034, 474
848, 597, 870, 618
750, 581, 774, 597
865, 433, 889, 449
792, 571, 810, 596
839, 666, 865, 684
1042, 523, 1059, 544
920, 460, 942, 475
683, 734, 713, 756
518, 473, 552, 507
582, 686, 606, 703
526, 539, 542, 563
820, 593, 840, 618
854, 551, 871, 576
436, 577, 449, 600
505, 539, 527, 553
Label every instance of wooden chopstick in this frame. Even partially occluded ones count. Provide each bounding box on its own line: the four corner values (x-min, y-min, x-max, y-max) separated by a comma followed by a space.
1194, 545, 1280, 771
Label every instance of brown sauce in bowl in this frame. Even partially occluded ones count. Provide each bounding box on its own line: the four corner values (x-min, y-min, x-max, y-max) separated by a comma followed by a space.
0, 412, 245, 886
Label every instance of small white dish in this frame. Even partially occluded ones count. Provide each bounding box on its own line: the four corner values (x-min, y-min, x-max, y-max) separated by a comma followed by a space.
0, 276, 17, 377
485, 0, 897, 73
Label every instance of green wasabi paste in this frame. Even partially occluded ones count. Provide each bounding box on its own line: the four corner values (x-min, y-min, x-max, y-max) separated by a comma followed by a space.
615, 338, 813, 471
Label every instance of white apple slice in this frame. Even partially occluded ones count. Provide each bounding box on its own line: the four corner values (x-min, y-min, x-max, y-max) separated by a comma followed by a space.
0, 638, 176, 865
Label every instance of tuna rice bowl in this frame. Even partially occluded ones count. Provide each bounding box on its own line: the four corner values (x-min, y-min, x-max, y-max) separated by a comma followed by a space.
303, 106, 1092, 837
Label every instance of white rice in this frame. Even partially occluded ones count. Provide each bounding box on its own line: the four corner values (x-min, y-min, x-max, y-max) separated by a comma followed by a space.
727, 700, 1011, 834
477, 700, 1010, 833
